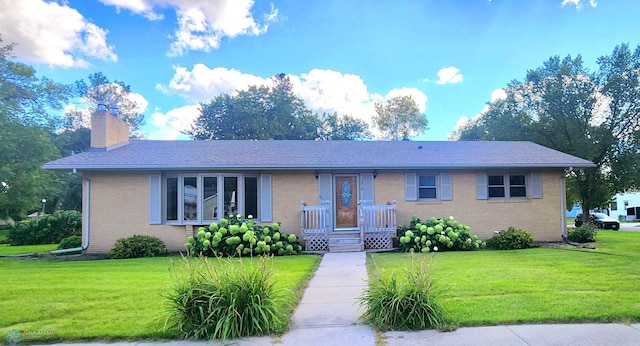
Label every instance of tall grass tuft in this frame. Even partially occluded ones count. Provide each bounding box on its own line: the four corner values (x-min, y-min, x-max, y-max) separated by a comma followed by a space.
163, 255, 290, 341
359, 254, 449, 331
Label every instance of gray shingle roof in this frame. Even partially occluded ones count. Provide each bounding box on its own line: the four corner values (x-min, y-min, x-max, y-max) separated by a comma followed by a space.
42, 140, 595, 171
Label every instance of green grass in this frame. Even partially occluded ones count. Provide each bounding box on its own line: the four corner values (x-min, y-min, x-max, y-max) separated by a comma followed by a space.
566, 217, 575, 226
367, 231, 640, 326
0, 244, 58, 255
0, 255, 321, 343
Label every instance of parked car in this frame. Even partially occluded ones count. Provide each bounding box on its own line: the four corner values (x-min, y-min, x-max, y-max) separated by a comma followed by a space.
574, 213, 620, 230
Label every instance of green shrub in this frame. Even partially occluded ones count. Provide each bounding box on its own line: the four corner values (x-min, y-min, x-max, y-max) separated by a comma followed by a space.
163, 255, 289, 341
185, 214, 303, 257
568, 224, 598, 243
486, 227, 535, 250
8, 210, 82, 245
396, 215, 485, 252
358, 254, 448, 330
109, 235, 167, 259
57, 235, 82, 250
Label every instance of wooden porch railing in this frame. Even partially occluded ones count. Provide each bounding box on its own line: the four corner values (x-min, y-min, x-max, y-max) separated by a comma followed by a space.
300, 201, 329, 251
359, 201, 396, 249
301, 200, 397, 251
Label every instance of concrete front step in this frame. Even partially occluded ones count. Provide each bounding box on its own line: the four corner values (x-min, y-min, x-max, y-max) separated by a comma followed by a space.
329, 231, 361, 239
328, 238, 362, 252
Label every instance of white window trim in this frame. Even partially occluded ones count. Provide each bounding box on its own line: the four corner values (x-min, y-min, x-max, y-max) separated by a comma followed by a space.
163, 173, 261, 225
417, 173, 439, 201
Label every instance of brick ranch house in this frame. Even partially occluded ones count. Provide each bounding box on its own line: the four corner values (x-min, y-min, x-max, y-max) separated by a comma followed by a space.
43, 107, 594, 254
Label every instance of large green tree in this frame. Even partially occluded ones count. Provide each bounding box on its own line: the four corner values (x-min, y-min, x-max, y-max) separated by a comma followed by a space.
456, 44, 640, 221
0, 38, 69, 219
317, 112, 371, 140
188, 74, 319, 140
187, 74, 370, 141
70, 72, 146, 137
373, 95, 428, 140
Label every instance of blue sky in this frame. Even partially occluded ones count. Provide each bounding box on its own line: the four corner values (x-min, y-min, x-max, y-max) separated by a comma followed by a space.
1, 0, 638, 140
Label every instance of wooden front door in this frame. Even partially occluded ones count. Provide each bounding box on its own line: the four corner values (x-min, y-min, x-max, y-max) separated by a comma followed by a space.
335, 176, 358, 229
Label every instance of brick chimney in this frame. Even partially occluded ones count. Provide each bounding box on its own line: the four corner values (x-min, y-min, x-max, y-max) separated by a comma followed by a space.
91, 103, 130, 150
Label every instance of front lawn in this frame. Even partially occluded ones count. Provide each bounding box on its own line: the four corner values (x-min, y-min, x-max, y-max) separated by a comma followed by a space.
0, 244, 58, 255
0, 255, 321, 343
367, 231, 640, 326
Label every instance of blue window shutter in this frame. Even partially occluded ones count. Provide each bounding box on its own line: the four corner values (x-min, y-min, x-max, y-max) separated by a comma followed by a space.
149, 175, 161, 224
260, 174, 272, 222
476, 173, 488, 200
360, 173, 374, 205
405, 173, 417, 201
440, 173, 452, 201
531, 172, 543, 199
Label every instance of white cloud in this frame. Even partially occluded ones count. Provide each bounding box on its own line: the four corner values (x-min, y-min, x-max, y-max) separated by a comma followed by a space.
561, 0, 597, 9
490, 88, 507, 102
98, 0, 163, 20
0, 0, 117, 68
157, 64, 268, 102
98, 0, 278, 56
156, 65, 430, 139
149, 104, 201, 139
436, 67, 463, 85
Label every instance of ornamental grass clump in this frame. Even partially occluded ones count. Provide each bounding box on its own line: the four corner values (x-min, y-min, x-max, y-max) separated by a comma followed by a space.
397, 215, 485, 253
163, 255, 290, 341
358, 254, 449, 331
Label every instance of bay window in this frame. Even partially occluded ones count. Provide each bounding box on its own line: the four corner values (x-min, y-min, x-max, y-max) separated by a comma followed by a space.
164, 174, 264, 224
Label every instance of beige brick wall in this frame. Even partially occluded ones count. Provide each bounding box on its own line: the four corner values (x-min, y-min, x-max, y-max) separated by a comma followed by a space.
271, 171, 318, 233
83, 171, 190, 254
374, 170, 564, 241
83, 169, 565, 253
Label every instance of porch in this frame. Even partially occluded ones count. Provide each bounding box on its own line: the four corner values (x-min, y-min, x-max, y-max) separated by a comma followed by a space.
301, 201, 397, 252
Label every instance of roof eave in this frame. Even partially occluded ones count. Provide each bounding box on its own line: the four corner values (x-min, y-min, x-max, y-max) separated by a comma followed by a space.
42, 162, 596, 171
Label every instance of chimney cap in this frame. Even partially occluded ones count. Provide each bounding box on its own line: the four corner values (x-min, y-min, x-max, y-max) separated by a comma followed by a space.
109, 104, 118, 116
97, 102, 107, 111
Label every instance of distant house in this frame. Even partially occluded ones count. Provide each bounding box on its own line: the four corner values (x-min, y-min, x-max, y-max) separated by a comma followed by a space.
42, 106, 594, 254
608, 192, 640, 220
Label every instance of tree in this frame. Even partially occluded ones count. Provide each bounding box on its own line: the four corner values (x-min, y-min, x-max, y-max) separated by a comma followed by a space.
0, 37, 69, 219
317, 112, 371, 140
70, 72, 146, 137
456, 44, 640, 223
187, 74, 320, 140
0, 37, 70, 130
373, 95, 428, 140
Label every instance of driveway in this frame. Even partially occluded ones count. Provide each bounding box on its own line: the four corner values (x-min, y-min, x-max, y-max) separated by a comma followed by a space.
620, 222, 640, 231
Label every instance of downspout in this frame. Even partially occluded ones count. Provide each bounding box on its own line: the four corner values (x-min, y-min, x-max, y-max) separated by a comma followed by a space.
560, 175, 567, 238
47, 178, 91, 255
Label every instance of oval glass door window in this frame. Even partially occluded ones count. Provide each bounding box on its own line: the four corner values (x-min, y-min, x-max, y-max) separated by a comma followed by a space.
340, 181, 353, 207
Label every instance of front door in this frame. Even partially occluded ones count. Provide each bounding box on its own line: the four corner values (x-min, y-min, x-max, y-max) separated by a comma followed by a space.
335, 176, 358, 229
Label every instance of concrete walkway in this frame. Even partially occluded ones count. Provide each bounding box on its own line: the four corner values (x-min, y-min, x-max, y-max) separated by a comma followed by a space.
43, 252, 640, 345
278, 251, 375, 345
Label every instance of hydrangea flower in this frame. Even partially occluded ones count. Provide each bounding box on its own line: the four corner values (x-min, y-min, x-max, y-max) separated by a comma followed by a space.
433, 246, 439, 252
